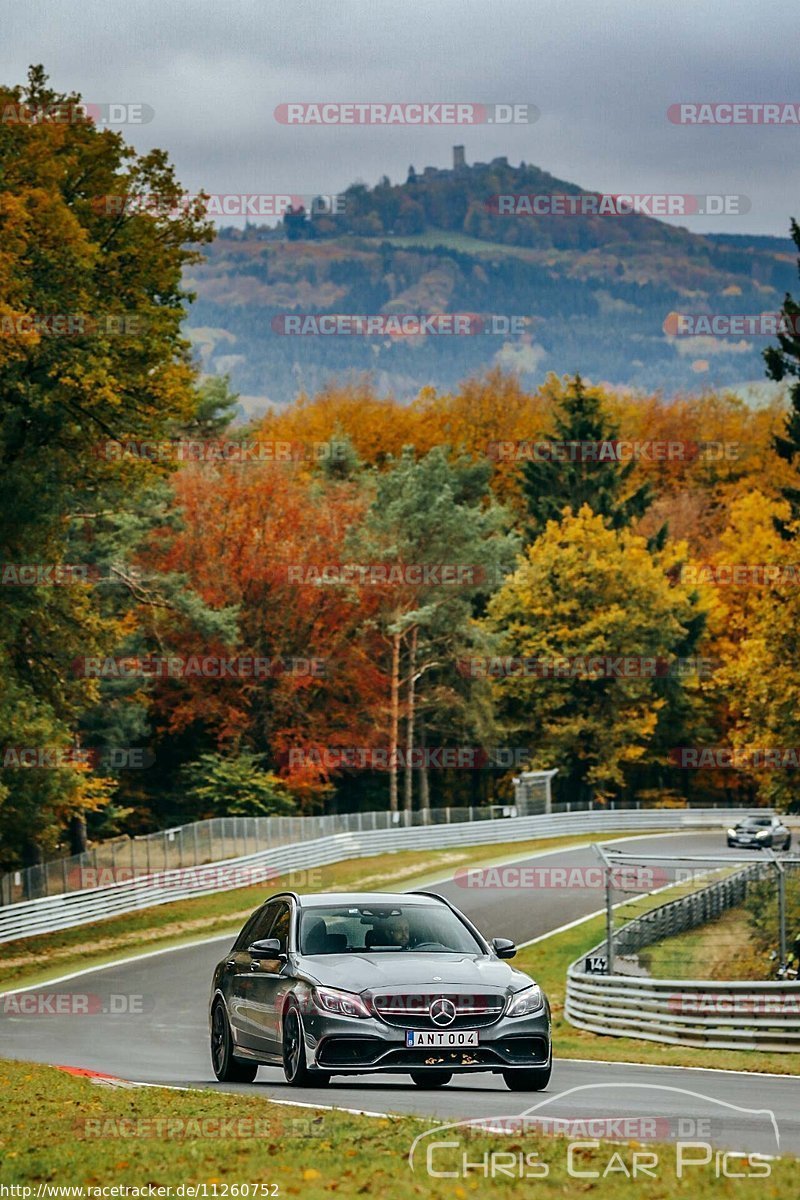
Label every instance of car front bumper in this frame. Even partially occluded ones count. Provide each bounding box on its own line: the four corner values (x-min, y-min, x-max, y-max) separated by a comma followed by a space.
301, 1008, 552, 1074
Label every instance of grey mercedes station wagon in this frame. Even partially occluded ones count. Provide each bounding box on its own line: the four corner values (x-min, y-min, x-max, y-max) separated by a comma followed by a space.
209, 890, 552, 1091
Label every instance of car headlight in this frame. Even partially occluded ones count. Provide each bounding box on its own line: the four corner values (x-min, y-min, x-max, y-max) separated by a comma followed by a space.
756, 830, 770, 839
506, 985, 544, 1018
312, 986, 371, 1018
727, 828, 736, 837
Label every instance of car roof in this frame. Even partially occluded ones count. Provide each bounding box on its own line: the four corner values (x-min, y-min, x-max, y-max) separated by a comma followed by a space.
293, 891, 446, 907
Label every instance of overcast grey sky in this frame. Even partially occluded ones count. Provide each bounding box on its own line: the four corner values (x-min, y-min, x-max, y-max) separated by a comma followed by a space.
2, 0, 796, 235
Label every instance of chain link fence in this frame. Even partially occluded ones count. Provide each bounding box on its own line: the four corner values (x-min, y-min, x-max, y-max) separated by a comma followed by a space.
0, 805, 524, 905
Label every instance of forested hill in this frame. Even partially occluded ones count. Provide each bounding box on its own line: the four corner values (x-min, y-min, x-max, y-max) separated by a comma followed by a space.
184, 153, 796, 410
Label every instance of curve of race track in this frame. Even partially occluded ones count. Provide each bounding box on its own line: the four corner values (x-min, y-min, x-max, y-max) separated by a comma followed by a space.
1, 831, 798, 1155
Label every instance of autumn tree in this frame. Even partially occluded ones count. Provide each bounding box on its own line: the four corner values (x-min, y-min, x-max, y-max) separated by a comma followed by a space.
140, 458, 387, 815
714, 494, 800, 810
485, 506, 710, 805
0, 65, 211, 864
348, 447, 518, 813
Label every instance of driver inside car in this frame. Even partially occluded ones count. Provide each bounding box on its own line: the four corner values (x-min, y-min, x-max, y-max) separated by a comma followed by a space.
384, 916, 411, 949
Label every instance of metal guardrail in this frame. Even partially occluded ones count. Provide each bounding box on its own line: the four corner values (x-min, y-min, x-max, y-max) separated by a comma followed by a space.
0, 807, 743, 945
566, 860, 800, 1051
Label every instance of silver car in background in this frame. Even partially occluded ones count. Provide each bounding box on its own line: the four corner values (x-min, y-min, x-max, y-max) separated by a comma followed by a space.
727, 815, 792, 850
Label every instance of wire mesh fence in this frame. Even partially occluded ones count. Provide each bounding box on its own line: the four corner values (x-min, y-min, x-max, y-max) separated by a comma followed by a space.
0, 793, 783, 907
586, 845, 800, 981
0, 804, 523, 905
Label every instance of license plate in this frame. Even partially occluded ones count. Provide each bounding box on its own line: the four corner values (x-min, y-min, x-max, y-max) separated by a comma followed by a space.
405, 1029, 479, 1048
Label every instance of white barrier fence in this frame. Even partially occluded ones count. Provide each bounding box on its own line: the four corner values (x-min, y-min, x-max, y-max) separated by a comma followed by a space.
566, 969, 800, 1052
0, 807, 742, 945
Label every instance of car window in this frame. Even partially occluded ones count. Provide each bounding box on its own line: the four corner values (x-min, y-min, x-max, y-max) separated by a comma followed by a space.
268, 904, 291, 954
234, 902, 280, 950
232, 909, 263, 951
298, 903, 484, 955
251, 902, 282, 943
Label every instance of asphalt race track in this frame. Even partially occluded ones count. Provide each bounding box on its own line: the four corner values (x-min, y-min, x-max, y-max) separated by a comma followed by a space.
1, 831, 798, 1155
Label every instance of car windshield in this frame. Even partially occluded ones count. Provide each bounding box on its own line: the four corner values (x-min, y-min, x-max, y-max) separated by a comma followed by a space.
298, 903, 484, 955
741, 818, 772, 828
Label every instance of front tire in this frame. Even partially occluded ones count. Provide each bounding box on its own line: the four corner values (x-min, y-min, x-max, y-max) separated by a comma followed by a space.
282, 1006, 330, 1088
503, 1065, 551, 1091
410, 1071, 452, 1087
211, 1000, 258, 1083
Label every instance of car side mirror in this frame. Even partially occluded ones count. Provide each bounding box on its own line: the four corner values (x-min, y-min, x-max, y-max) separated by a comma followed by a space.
492, 937, 516, 959
249, 938, 285, 960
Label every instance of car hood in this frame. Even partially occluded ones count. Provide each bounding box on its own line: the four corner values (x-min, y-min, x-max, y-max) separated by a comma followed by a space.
296, 952, 532, 994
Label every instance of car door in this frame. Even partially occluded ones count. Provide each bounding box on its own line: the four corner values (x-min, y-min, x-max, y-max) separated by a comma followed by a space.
228, 902, 280, 1051
245, 900, 294, 1056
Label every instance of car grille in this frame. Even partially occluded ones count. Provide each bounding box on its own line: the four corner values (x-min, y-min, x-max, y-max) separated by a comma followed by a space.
316, 1039, 550, 1070
371, 992, 505, 1029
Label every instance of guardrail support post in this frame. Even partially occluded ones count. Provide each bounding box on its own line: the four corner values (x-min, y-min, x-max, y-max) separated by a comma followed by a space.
768, 850, 788, 966
592, 842, 615, 974
605, 866, 615, 975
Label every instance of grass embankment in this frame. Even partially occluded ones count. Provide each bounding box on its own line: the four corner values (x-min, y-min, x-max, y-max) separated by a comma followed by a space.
0, 832, 635, 991
0, 1058, 794, 1192
639, 907, 771, 981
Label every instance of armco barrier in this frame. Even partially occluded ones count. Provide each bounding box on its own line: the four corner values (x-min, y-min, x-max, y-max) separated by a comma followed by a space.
566, 860, 800, 1051
0, 807, 745, 944
565, 971, 800, 1052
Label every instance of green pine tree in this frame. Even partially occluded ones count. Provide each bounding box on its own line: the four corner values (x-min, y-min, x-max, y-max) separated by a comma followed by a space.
521, 375, 656, 541
764, 219, 800, 538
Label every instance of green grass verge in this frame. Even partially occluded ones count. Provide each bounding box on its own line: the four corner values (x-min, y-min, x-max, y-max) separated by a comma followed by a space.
0, 832, 642, 991
0, 1059, 794, 1192
639, 907, 771, 981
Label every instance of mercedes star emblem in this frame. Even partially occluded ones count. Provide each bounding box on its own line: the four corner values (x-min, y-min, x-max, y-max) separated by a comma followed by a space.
429, 997, 457, 1026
